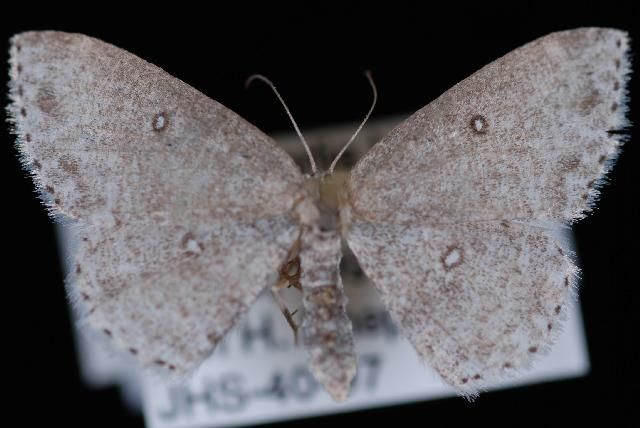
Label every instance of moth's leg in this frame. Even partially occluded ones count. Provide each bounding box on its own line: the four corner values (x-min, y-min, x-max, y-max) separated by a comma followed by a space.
272, 239, 303, 343
280, 256, 302, 291
270, 283, 300, 344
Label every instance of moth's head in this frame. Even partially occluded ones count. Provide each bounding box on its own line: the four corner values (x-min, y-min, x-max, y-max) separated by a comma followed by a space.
294, 171, 348, 232
319, 170, 349, 210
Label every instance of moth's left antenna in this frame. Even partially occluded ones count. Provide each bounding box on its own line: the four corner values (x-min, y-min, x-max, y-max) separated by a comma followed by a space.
246, 74, 318, 175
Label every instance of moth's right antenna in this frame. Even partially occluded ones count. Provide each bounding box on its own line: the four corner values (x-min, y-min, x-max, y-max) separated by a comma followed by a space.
246, 74, 318, 175
328, 71, 377, 174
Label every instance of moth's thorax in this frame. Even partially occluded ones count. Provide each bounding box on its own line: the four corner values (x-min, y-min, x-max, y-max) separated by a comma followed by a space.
294, 172, 349, 233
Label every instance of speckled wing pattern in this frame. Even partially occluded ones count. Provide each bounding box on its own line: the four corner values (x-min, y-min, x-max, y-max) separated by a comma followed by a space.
345, 28, 630, 394
8, 32, 303, 372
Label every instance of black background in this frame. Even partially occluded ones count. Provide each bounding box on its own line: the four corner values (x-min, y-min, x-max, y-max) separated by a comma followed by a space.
2, 3, 637, 427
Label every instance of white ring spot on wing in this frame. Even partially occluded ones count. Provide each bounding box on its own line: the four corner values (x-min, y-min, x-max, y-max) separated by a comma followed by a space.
441, 245, 464, 270
153, 112, 168, 131
470, 114, 488, 134
444, 248, 461, 267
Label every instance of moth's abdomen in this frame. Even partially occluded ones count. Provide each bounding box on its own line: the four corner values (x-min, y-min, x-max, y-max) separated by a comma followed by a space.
299, 227, 356, 401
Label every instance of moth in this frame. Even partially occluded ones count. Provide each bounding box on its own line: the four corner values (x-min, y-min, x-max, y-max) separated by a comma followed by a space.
8, 28, 630, 401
